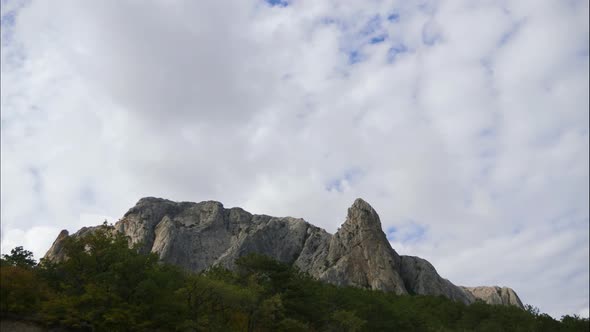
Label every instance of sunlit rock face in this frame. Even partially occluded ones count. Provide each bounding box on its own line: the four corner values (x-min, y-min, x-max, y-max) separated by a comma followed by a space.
44, 197, 523, 308
314, 198, 408, 295
461, 286, 524, 308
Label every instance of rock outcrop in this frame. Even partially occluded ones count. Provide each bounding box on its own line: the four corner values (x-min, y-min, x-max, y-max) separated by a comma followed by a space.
44, 230, 69, 262
111, 197, 327, 272
461, 286, 524, 307
399, 255, 475, 303
44, 197, 523, 308
315, 199, 407, 294
44, 226, 107, 262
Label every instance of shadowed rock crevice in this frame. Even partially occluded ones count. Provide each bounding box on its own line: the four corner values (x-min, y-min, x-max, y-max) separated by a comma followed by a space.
44, 197, 524, 308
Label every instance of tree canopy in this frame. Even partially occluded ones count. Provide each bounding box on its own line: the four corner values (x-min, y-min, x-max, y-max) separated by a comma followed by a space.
1, 225, 588, 331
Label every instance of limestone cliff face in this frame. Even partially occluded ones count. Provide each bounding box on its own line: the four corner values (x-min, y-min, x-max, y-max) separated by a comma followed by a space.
43, 230, 69, 262
314, 199, 408, 294
112, 197, 325, 272
44, 226, 106, 262
461, 286, 524, 308
399, 256, 475, 304
44, 197, 523, 308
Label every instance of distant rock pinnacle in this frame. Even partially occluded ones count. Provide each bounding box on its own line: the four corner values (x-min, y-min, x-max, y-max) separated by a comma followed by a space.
319, 198, 407, 294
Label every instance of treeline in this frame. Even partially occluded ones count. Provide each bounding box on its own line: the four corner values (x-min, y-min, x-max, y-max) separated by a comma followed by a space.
1, 224, 588, 331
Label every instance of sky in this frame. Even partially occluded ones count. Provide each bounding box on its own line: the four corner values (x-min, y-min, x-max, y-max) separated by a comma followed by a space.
1, 0, 588, 319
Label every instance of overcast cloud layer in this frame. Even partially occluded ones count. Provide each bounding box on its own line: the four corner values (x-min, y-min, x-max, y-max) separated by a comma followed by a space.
1, 0, 588, 319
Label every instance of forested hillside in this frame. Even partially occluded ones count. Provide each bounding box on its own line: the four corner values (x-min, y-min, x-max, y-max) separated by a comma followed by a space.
1, 224, 588, 331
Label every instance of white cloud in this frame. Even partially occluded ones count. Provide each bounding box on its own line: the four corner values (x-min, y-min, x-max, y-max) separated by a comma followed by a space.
1, 0, 588, 319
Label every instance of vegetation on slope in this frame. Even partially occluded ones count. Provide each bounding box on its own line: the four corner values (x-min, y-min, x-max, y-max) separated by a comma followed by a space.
1, 223, 588, 331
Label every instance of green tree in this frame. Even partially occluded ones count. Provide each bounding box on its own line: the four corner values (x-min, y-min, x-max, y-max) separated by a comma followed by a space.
3, 237, 588, 332
524, 303, 540, 316
276, 317, 309, 331
328, 310, 366, 332
1, 246, 37, 268
39, 224, 186, 331
0, 264, 49, 316
560, 314, 590, 331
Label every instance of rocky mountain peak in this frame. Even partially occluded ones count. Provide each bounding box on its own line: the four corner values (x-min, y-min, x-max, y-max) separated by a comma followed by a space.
343, 198, 383, 231
337, 198, 389, 248
350, 197, 373, 210
318, 198, 408, 294
43, 197, 524, 309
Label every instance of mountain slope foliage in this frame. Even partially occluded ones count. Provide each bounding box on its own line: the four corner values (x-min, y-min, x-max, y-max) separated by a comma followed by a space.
1, 223, 588, 331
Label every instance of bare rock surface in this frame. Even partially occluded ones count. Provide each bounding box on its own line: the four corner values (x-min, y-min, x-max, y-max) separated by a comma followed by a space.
461, 286, 524, 308
314, 198, 408, 294
113, 198, 317, 271
399, 255, 475, 304
43, 230, 69, 262
44, 197, 523, 308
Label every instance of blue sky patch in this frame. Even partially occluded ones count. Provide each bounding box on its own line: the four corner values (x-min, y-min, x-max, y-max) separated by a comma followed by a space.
359, 15, 382, 36
386, 226, 397, 236
1, 10, 17, 47
370, 34, 387, 44
422, 25, 440, 46
387, 222, 428, 243
348, 50, 364, 64
325, 168, 364, 192
498, 22, 523, 47
387, 13, 400, 22
478, 127, 495, 138
387, 44, 408, 62
265, 0, 289, 7
1, 10, 16, 27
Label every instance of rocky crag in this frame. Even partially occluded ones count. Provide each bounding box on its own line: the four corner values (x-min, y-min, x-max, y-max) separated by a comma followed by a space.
45, 197, 523, 308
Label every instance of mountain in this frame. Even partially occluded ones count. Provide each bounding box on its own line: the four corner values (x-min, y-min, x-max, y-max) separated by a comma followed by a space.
44, 197, 523, 308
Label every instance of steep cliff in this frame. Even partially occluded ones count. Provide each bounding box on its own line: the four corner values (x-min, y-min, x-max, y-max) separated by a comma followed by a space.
44, 197, 523, 308
399, 255, 475, 303
312, 199, 408, 294
111, 197, 325, 272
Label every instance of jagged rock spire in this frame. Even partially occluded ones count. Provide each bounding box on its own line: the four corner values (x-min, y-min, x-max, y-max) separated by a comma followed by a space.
317, 198, 408, 294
